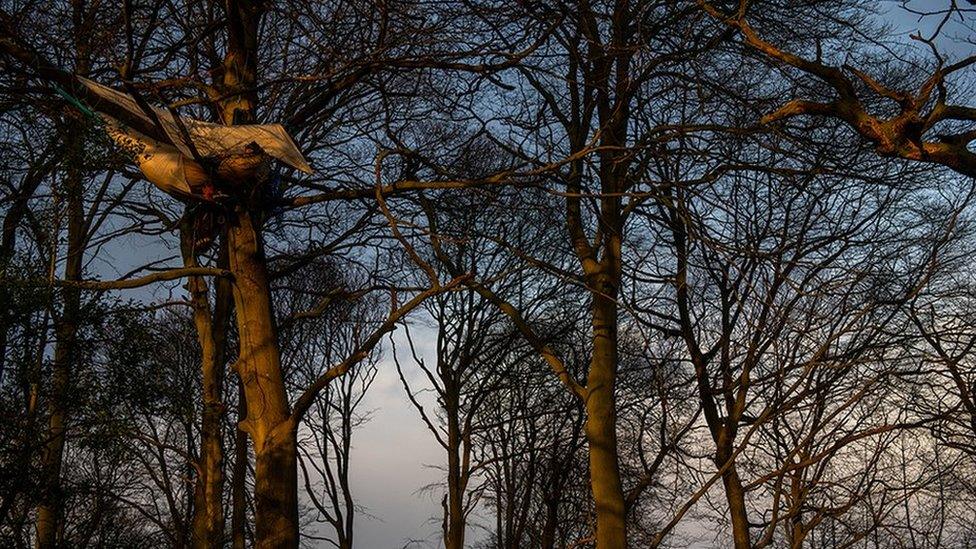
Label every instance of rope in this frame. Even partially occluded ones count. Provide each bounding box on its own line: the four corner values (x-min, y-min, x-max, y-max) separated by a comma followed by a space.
51, 82, 99, 121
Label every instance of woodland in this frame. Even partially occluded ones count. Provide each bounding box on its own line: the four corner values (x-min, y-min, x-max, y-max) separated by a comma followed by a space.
3, 1, 976, 548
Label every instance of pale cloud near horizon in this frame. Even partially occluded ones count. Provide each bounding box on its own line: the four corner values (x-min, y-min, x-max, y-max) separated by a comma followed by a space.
287, 318, 491, 548
335, 326, 491, 548
344, 328, 446, 549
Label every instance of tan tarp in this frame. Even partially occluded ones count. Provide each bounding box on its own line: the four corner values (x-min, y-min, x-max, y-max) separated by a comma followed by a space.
105, 120, 209, 199
79, 77, 312, 200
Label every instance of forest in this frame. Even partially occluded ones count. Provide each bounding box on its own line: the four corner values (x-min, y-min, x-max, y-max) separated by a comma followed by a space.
3, 0, 976, 548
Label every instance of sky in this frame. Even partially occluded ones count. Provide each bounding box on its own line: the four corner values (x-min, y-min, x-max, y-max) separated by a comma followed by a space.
339, 329, 455, 549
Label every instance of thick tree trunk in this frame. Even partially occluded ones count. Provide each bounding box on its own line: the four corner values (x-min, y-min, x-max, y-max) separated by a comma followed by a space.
252, 426, 298, 547
789, 523, 806, 549
190, 335, 227, 547
227, 207, 298, 548
219, 4, 297, 546
718, 447, 751, 549
586, 291, 626, 549
35, 321, 74, 548
36, 6, 92, 543
36, 152, 85, 549
444, 504, 465, 549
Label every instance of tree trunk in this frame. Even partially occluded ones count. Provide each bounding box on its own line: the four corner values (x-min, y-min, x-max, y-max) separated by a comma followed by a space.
35, 315, 75, 549
444, 397, 465, 549
0, 163, 49, 532
219, 4, 296, 545
788, 473, 805, 549
219, 2, 271, 545
252, 426, 298, 548
444, 494, 465, 549
586, 291, 626, 549
539, 498, 558, 549
719, 451, 751, 549
185, 228, 232, 549
789, 524, 806, 549
231, 383, 249, 549
36, 148, 85, 549
227, 207, 298, 548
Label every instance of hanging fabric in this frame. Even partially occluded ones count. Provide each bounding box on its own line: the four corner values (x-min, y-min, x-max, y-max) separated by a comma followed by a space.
77, 77, 312, 201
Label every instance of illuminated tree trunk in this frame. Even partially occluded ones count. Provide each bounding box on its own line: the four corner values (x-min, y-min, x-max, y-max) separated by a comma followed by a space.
218, 3, 299, 546
586, 282, 626, 549
714, 418, 750, 548
721, 461, 751, 549
227, 207, 298, 548
184, 228, 232, 548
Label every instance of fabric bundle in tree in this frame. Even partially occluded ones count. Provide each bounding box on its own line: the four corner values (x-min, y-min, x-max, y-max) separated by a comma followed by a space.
79, 77, 312, 201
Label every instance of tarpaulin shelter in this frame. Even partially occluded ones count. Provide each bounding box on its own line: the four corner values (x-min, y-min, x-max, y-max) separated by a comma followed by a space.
78, 77, 312, 201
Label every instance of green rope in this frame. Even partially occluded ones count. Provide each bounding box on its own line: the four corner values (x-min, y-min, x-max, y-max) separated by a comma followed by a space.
52, 82, 99, 121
